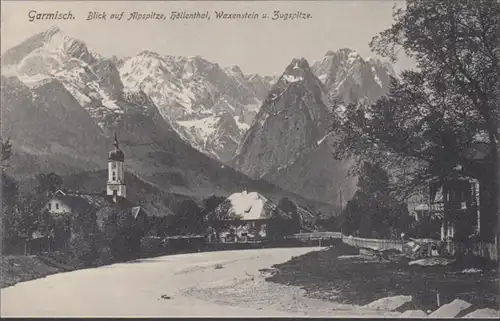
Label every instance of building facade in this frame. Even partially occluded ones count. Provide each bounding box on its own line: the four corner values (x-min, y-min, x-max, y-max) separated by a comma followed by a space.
107, 132, 126, 199
429, 175, 481, 241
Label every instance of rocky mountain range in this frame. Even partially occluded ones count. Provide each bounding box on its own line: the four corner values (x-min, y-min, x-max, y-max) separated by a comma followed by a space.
1, 26, 396, 214
0, 26, 333, 216
312, 48, 396, 105
118, 51, 274, 163
232, 50, 396, 205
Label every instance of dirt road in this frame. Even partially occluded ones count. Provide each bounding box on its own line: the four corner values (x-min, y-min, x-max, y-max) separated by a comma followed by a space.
1, 247, 400, 317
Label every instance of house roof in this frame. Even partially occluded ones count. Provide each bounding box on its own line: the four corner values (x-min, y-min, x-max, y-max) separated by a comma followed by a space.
51, 193, 134, 214
132, 202, 174, 217
463, 142, 492, 162
120, 206, 149, 220
210, 191, 289, 221
415, 204, 430, 211
50, 191, 175, 221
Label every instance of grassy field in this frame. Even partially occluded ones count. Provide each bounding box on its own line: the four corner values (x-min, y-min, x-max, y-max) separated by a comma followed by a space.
1, 255, 77, 288
265, 242, 499, 312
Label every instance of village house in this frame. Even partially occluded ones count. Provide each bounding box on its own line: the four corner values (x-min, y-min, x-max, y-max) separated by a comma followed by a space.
205, 190, 293, 243
404, 140, 496, 246
429, 173, 480, 242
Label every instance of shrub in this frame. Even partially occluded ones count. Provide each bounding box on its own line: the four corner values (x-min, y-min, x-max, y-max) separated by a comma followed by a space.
68, 233, 95, 265
140, 236, 163, 257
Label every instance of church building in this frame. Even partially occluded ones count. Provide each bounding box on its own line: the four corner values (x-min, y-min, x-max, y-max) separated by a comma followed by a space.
45, 133, 132, 216
38, 134, 150, 251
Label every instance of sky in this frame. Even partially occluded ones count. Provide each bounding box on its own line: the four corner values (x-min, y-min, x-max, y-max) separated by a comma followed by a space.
1, 0, 415, 76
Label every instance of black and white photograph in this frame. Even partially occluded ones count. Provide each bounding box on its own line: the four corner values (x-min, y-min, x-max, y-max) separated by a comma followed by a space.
0, 0, 499, 318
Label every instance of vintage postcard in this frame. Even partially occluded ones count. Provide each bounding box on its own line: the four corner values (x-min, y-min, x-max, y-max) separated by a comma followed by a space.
1, 0, 499, 318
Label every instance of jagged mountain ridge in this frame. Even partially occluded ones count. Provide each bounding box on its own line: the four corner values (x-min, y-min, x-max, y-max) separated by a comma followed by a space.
0, 26, 168, 138
0, 27, 334, 216
1, 26, 184, 177
313, 48, 396, 105
118, 52, 274, 163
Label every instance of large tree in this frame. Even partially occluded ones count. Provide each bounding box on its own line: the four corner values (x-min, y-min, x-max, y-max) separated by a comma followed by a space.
171, 199, 203, 235
340, 162, 412, 238
1, 139, 17, 212
11, 193, 44, 254
333, 0, 499, 241
1, 139, 19, 252
201, 195, 226, 218
277, 197, 301, 234
1, 138, 12, 164
34, 172, 63, 195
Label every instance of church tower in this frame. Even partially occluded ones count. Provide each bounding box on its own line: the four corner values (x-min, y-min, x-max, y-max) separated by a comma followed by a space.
107, 132, 126, 199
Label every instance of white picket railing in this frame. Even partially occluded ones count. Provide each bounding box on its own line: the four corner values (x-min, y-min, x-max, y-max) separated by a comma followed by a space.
341, 234, 498, 261
341, 234, 404, 251
285, 232, 342, 241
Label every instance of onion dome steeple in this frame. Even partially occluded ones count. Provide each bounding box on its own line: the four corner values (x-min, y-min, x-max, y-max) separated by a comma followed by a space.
108, 132, 125, 162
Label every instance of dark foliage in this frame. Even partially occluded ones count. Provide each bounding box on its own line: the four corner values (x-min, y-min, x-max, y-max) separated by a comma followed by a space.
340, 162, 412, 238
168, 199, 204, 235
277, 197, 301, 234
34, 172, 63, 195
331, 1, 500, 244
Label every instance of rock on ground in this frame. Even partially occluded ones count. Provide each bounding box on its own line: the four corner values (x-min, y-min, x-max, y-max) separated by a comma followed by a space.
400, 309, 428, 318
362, 295, 413, 311
461, 268, 482, 274
429, 299, 472, 318
463, 308, 500, 318
409, 257, 455, 267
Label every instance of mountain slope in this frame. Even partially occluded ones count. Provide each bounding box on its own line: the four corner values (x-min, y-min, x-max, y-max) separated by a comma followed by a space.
1, 75, 107, 177
261, 136, 356, 206
233, 58, 332, 178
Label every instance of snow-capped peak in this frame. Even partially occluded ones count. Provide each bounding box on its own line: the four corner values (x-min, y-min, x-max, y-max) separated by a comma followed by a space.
136, 50, 163, 59
118, 51, 273, 163
42, 26, 62, 39
2, 26, 101, 70
225, 64, 244, 74
279, 57, 314, 84
289, 57, 310, 70
311, 48, 395, 104
348, 50, 360, 59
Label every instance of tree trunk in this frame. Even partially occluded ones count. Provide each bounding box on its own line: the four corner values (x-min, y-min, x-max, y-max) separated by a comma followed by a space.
493, 140, 500, 262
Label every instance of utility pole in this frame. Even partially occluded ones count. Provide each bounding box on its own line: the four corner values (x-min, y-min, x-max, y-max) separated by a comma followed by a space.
428, 180, 432, 239
339, 189, 344, 238
339, 189, 343, 212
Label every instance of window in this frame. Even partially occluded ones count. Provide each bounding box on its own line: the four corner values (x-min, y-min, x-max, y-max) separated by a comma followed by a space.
56, 203, 59, 210
112, 171, 116, 181
48, 203, 52, 210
